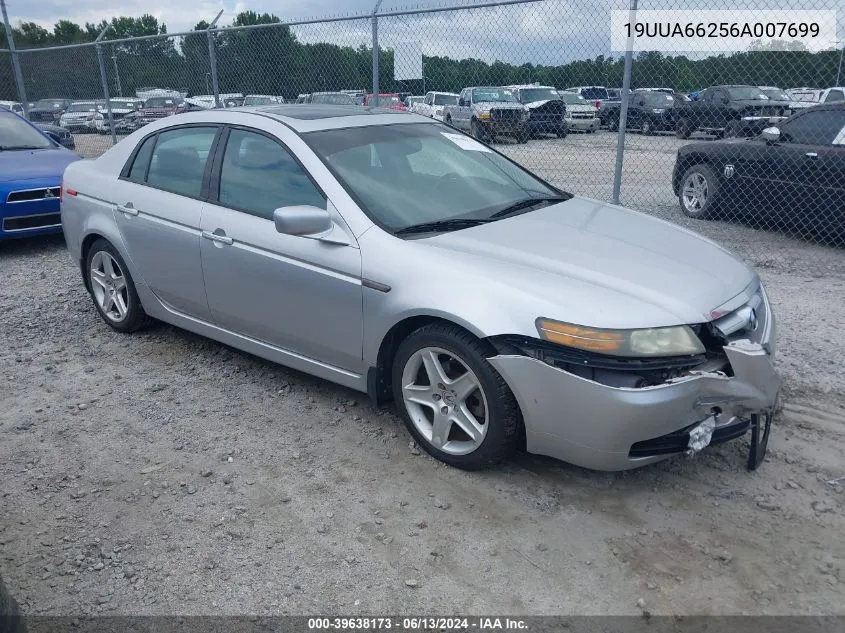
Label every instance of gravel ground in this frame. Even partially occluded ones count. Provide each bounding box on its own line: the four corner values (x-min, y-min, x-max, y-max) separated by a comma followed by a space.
1, 130, 844, 617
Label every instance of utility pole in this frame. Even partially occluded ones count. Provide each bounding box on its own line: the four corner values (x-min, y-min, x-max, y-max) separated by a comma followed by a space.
1, 0, 29, 118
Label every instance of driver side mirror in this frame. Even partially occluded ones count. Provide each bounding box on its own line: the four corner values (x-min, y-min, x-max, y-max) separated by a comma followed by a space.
458, 98, 467, 107
273, 205, 350, 246
761, 126, 780, 143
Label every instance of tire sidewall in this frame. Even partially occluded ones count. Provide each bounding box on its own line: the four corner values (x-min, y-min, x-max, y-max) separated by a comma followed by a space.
391, 326, 517, 470
85, 239, 147, 332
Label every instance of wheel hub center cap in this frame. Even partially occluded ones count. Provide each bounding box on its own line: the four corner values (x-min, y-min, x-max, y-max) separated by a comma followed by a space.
442, 392, 457, 406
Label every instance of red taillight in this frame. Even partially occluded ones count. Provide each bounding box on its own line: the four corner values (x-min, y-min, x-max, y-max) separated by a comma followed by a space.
61, 182, 77, 199
595, 99, 601, 108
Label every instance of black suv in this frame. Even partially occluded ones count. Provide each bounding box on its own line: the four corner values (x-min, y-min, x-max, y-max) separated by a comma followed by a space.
675, 85, 792, 139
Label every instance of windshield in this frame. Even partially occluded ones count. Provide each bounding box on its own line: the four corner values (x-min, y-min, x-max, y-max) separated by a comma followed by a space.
369, 95, 400, 106
144, 97, 179, 108
304, 122, 562, 233
641, 92, 675, 106
560, 93, 587, 105
35, 99, 68, 109
579, 87, 609, 100
243, 96, 275, 106
472, 88, 517, 103
67, 103, 98, 113
109, 99, 139, 109
433, 94, 458, 106
726, 86, 769, 100
760, 88, 790, 101
0, 113, 54, 150
518, 88, 559, 103
311, 93, 356, 105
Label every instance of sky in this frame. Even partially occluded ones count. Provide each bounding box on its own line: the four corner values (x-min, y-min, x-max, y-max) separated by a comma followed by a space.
4, 0, 843, 67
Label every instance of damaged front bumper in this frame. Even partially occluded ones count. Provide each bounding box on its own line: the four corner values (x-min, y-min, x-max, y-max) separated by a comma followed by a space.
489, 338, 781, 472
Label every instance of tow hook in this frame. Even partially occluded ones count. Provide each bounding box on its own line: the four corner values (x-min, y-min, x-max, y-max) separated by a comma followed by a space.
686, 412, 718, 456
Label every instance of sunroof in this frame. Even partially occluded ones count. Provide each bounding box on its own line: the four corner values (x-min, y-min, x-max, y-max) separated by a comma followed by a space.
257, 104, 404, 120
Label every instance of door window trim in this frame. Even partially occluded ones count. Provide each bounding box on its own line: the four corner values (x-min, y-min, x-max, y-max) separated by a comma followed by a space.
118, 123, 224, 203
209, 124, 328, 219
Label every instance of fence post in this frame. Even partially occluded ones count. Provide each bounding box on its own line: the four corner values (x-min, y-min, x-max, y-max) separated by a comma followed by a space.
371, 0, 384, 101
611, 0, 638, 205
0, 0, 29, 119
94, 25, 117, 145
111, 53, 122, 97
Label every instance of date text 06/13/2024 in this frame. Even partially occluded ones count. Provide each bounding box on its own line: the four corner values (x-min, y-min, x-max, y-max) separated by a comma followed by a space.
307, 617, 529, 630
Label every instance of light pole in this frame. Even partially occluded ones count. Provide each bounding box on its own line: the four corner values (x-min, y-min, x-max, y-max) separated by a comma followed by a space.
111, 53, 122, 97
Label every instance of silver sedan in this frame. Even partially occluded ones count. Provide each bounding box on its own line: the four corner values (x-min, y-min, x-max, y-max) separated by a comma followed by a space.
60, 105, 781, 471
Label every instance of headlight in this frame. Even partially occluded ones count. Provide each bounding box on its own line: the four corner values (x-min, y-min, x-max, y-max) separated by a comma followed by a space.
434, 108, 443, 116
536, 318, 705, 357
478, 112, 491, 120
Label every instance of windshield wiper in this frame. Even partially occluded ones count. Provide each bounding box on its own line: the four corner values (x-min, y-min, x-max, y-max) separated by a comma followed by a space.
0, 145, 48, 151
488, 195, 570, 219
394, 217, 492, 236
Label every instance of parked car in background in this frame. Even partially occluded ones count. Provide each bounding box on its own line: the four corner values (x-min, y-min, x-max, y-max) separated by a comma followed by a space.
444, 86, 529, 143
341, 90, 366, 105
136, 96, 189, 125
59, 101, 102, 133
758, 86, 808, 111
604, 90, 679, 134
558, 92, 600, 133
35, 122, 75, 150
223, 95, 246, 108
28, 98, 73, 124
814, 87, 845, 106
564, 86, 610, 109
90, 98, 144, 134
785, 87, 823, 108
404, 95, 425, 109
310, 92, 357, 105
411, 91, 459, 121
364, 93, 407, 110
242, 95, 284, 106
672, 103, 845, 243
0, 100, 24, 115
634, 87, 674, 94
0, 109, 80, 239
675, 85, 791, 139
506, 84, 567, 138
61, 105, 781, 472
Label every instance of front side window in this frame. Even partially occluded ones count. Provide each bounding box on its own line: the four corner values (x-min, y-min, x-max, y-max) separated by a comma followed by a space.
305, 122, 563, 232
145, 127, 218, 197
218, 129, 325, 219
824, 89, 844, 103
781, 110, 845, 146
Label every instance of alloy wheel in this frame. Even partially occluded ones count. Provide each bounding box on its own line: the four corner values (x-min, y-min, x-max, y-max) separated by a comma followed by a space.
682, 172, 708, 216
89, 251, 129, 323
401, 346, 489, 456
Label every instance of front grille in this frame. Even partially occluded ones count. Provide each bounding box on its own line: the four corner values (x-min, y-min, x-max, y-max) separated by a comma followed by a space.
490, 108, 521, 122
6, 187, 60, 203
2, 212, 62, 232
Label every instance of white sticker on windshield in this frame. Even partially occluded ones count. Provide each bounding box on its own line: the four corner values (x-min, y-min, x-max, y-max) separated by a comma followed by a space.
441, 132, 491, 152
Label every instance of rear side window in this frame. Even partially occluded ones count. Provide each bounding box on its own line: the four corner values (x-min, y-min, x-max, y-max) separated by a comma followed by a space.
146, 127, 218, 198
824, 89, 844, 103
127, 135, 155, 182
580, 87, 608, 101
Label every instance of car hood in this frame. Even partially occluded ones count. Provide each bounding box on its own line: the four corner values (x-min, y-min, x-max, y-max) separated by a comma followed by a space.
423, 198, 755, 328
0, 149, 80, 184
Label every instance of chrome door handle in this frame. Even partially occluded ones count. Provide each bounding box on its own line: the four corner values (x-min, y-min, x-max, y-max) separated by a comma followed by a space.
805, 152, 818, 158
201, 230, 233, 245
117, 203, 138, 216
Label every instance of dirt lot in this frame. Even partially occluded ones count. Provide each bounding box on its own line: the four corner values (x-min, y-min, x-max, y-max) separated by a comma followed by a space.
1, 130, 844, 617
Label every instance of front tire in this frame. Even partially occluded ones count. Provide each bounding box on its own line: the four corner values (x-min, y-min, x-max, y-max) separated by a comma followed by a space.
608, 116, 619, 132
85, 239, 151, 333
640, 119, 653, 135
392, 323, 520, 470
676, 118, 693, 139
679, 164, 720, 220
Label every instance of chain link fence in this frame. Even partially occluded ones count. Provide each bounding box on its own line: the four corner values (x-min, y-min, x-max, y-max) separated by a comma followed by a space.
1, 0, 843, 270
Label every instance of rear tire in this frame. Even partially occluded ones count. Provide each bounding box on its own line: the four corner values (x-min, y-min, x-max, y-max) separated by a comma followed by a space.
608, 116, 619, 132
85, 239, 151, 333
641, 119, 654, 136
392, 323, 521, 471
676, 118, 693, 139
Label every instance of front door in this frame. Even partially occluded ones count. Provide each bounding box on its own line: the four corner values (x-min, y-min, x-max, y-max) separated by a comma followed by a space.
199, 126, 364, 372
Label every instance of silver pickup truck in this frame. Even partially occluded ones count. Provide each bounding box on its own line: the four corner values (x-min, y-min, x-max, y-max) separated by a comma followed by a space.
443, 86, 530, 143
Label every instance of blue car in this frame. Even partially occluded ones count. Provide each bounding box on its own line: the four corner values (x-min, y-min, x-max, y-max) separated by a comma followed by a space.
0, 109, 80, 239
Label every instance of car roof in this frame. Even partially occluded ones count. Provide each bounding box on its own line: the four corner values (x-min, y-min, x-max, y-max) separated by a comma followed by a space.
506, 84, 555, 90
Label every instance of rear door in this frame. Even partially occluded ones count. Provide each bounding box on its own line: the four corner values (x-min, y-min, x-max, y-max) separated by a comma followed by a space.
113, 125, 220, 320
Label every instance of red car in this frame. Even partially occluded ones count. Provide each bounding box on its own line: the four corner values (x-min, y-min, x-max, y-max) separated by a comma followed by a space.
364, 93, 407, 111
